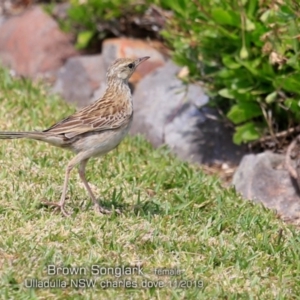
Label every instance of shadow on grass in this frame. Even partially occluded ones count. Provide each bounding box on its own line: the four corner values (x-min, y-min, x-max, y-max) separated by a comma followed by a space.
96, 188, 166, 217
38, 188, 166, 217
91, 199, 165, 217
132, 200, 164, 216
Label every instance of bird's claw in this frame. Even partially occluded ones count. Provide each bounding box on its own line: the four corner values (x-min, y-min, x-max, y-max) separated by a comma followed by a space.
94, 204, 121, 215
41, 201, 70, 217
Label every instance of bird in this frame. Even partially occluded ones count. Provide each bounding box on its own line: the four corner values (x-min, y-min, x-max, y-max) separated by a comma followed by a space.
0, 56, 150, 216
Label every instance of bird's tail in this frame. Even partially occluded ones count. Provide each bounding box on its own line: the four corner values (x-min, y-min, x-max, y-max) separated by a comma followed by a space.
0, 131, 44, 140
0, 131, 66, 148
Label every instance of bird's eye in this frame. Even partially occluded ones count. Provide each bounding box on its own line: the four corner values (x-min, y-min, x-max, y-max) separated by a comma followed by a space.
127, 63, 134, 69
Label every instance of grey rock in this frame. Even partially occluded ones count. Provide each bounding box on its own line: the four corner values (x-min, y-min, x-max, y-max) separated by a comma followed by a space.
233, 152, 300, 221
52, 3, 70, 20
0, 16, 6, 27
91, 83, 107, 103
131, 60, 245, 164
53, 55, 106, 107
131, 60, 184, 147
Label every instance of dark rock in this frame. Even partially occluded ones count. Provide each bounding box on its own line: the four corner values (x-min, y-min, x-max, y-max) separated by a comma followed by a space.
233, 152, 300, 221
131, 60, 245, 164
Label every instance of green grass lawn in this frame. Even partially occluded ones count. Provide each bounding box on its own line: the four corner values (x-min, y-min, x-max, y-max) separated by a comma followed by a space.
0, 68, 299, 299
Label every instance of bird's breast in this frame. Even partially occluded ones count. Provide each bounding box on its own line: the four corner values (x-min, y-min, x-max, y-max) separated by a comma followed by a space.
71, 117, 133, 157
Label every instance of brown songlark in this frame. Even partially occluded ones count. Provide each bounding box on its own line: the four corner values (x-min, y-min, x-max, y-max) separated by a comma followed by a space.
0, 56, 150, 216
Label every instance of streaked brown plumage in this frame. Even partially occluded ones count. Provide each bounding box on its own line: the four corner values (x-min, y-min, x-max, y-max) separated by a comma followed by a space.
0, 56, 150, 216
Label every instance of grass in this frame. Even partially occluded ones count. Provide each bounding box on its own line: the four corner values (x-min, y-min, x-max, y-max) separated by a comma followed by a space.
0, 67, 299, 299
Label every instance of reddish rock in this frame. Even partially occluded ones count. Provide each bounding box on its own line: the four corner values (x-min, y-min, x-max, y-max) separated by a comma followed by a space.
0, 6, 77, 77
102, 38, 166, 83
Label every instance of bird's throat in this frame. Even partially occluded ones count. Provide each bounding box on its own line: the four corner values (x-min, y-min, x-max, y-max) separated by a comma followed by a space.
107, 77, 131, 97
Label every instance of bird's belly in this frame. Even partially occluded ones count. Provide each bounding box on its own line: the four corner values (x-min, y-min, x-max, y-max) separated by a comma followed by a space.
71, 120, 132, 157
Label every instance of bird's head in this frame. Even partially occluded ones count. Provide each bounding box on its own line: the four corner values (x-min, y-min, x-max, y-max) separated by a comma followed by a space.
106, 57, 150, 83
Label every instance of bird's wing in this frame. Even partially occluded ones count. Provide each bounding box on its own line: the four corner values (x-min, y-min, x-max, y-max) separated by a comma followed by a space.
43, 97, 132, 139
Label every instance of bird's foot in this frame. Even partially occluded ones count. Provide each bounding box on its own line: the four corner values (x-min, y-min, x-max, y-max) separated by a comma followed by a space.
41, 201, 70, 217
93, 204, 121, 215
94, 203, 111, 214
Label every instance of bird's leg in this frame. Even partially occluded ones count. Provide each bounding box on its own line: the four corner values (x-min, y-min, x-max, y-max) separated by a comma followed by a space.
42, 154, 80, 217
78, 159, 111, 214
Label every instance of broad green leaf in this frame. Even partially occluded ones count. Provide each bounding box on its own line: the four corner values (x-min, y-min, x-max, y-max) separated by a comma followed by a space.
211, 8, 239, 26
288, 20, 299, 53
235, 57, 262, 77
230, 78, 254, 93
251, 90, 268, 95
231, 78, 253, 89
233, 122, 260, 144
76, 30, 94, 49
274, 75, 300, 93
286, 56, 300, 70
261, 62, 275, 78
285, 98, 300, 113
246, 0, 258, 17
260, 9, 275, 23
222, 56, 241, 69
265, 91, 277, 103
165, 0, 187, 17
227, 102, 262, 124
217, 69, 236, 79
245, 18, 255, 31
218, 88, 234, 99
236, 87, 253, 94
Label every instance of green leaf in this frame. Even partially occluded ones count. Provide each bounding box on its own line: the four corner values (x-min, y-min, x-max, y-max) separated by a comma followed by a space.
245, 18, 256, 31
211, 8, 239, 26
76, 30, 94, 49
222, 56, 241, 69
265, 91, 277, 103
227, 102, 262, 124
218, 88, 235, 99
230, 77, 254, 92
246, 0, 258, 17
284, 98, 300, 114
236, 86, 253, 94
260, 9, 272, 23
233, 122, 260, 144
274, 74, 300, 93
260, 62, 275, 78
165, 0, 187, 17
217, 68, 236, 79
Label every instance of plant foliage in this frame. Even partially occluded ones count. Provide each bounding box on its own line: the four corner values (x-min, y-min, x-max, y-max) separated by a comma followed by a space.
49, 0, 300, 145
161, 0, 300, 144
60, 0, 154, 49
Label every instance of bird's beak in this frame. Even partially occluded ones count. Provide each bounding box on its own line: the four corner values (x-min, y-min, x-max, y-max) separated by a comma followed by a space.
134, 56, 150, 66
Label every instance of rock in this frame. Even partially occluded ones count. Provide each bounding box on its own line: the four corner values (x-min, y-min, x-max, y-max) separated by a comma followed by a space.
0, 15, 5, 27
0, 6, 77, 77
131, 60, 245, 164
51, 2, 70, 20
90, 83, 107, 104
0, 0, 32, 16
233, 152, 300, 221
53, 55, 106, 107
102, 38, 166, 84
